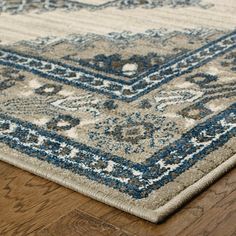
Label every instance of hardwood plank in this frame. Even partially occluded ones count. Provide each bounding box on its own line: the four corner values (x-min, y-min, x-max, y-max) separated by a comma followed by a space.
0, 161, 90, 236
180, 189, 236, 236
36, 209, 133, 236
231, 231, 236, 236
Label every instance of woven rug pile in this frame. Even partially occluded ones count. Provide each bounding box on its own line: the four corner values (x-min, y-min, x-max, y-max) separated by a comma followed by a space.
0, 0, 235, 223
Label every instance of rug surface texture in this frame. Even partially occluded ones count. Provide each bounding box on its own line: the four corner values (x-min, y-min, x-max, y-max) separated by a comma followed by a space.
0, 0, 235, 223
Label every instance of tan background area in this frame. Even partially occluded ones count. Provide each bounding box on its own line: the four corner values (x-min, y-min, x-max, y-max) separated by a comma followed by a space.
0, 0, 235, 44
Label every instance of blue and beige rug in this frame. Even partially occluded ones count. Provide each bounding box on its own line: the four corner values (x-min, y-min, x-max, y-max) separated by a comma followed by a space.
0, 0, 235, 222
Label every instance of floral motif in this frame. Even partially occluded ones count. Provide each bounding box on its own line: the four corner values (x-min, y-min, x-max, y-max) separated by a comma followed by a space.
221, 51, 236, 72
46, 114, 80, 131
35, 84, 62, 96
0, 67, 25, 91
68, 52, 181, 78
185, 73, 218, 86
89, 112, 179, 154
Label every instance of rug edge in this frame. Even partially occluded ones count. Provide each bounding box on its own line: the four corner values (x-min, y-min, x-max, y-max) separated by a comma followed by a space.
0, 152, 235, 223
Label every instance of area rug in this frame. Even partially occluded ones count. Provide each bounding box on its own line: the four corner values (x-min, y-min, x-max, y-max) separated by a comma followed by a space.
0, 0, 235, 223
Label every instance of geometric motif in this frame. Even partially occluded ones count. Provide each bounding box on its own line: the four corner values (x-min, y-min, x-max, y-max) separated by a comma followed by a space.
0, 30, 235, 101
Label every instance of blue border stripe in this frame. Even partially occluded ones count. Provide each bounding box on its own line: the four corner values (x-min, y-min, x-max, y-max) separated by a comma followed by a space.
0, 103, 235, 198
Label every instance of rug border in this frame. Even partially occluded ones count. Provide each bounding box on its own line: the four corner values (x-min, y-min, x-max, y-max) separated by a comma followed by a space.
0, 152, 235, 223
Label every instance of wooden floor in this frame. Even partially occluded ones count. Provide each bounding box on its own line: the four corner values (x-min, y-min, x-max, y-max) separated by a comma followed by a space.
0, 161, 235, 236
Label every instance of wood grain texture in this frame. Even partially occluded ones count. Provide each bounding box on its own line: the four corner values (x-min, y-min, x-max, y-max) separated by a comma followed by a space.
180, 190, 236, 236
0, 161, 235, 236
36, 210, 132, 236
0, 161, 90, 236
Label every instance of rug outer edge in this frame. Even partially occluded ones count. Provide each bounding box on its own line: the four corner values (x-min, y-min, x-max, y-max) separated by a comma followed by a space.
0, 152, 235, 223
